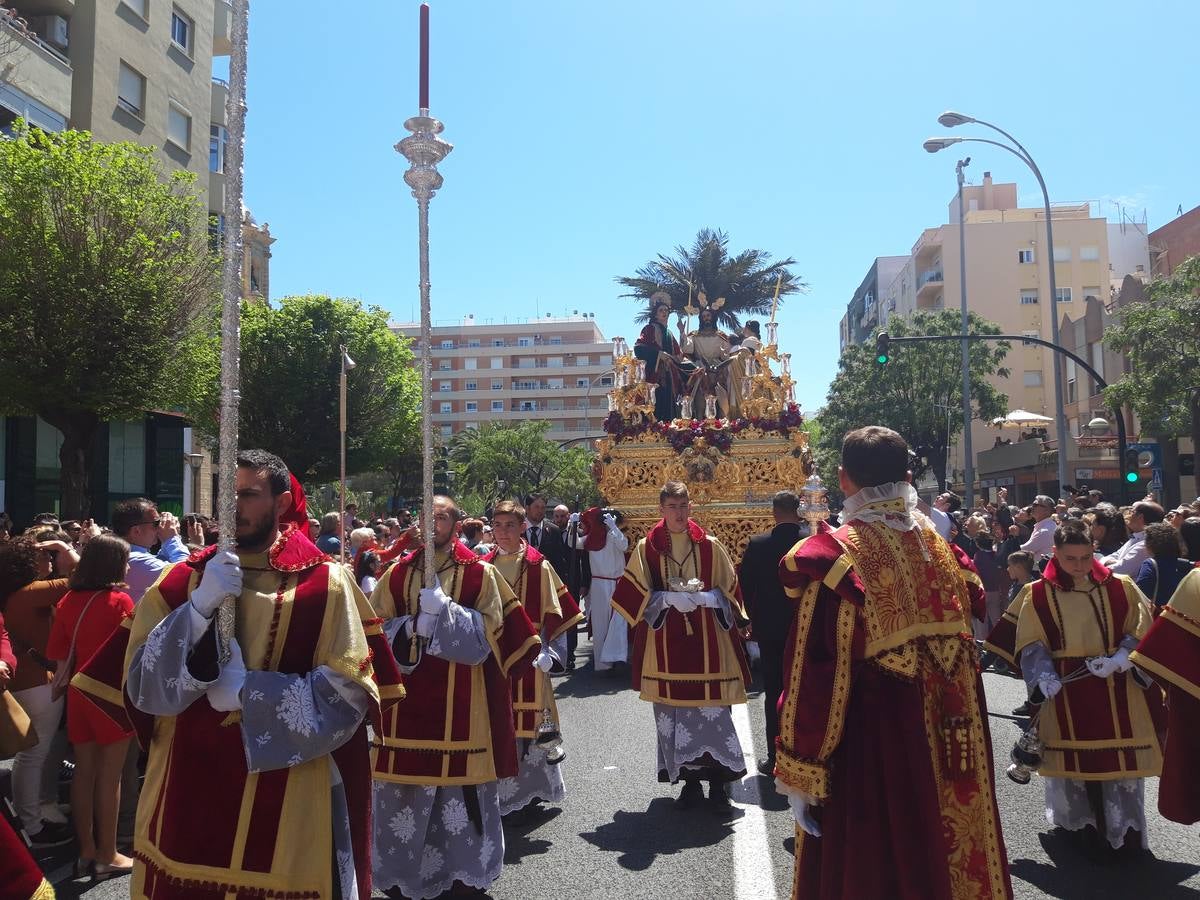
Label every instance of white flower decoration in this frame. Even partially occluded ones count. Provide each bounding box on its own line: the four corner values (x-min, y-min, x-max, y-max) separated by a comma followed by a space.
255, 732, 272, 747
656, 712, 673, 738
479, 834, 496, 864
275, 679, 318, 737
726, 733, 743, 757
389, 807, 416, 843
141, 623, 167, 673
441, 798, 470, 836
700, 706, 723, 721
419, 846, 444, 881
675, 724, 693, 747
497, 777, 519, 801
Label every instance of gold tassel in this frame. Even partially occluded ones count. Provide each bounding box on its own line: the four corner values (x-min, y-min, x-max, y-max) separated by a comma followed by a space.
683, 612, 694, 636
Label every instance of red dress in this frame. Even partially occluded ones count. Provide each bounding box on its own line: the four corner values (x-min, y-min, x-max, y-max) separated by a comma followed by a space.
46, 587, 134, 745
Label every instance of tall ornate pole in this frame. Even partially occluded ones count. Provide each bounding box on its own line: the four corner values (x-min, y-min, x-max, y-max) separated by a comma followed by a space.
396, 2, 451, 587
215, 0, 249, 658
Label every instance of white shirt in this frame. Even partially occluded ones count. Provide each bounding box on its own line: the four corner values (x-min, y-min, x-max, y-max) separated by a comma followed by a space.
1020, 517, 1057, 559
573, 523, 629, 578
1101, 532, 1148, 577
928, 506, 952, 539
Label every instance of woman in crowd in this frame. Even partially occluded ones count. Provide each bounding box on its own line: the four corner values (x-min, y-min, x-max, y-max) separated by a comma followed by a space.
0, 532, 78, 847
1089, 503, 1128, 558
1135, 523, 1193, 609
355, 549, 381, 596
46, 534, 136, 879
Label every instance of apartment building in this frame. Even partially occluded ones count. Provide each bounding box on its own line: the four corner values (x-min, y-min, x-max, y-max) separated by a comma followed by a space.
839, 256, 907, 350
844, 172, 1150, 500
0, 0, 266, 522
392, 315, 613, 445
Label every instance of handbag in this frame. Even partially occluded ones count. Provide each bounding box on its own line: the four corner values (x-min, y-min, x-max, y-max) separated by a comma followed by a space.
50, 590, 102, 702
0, 689, 37, 759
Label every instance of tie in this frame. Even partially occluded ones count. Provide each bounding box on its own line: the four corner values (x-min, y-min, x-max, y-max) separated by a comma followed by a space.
530, 525, 539, 547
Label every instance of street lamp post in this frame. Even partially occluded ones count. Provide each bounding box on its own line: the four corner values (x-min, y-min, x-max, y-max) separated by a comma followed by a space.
925, 113, 1071, 498
954, 156, 974, 507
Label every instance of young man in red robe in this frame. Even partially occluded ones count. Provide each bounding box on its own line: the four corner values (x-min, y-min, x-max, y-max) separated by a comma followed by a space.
369, 495, 540, 899
94, 450, 404, 899
776, 426, 1011, 900
613, 481, 750, 809
482, 499, 583, 815
1130, 567, 1200, 825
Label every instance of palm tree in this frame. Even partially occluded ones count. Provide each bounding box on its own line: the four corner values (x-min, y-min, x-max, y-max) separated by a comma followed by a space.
616, 228, 805, 331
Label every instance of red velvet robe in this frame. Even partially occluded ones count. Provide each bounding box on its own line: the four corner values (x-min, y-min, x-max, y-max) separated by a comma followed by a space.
1130, 568, 1200, 824
777, 519, 1010, 900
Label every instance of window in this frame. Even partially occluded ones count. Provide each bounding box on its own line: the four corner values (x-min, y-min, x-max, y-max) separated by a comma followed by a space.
438, 361, 451, 371
1055, 287, 1072, 303
439, 402, 452, 413
576, 378, 588, 388
465, 380, 477, 391
170, 8, 194, 54
1018, 249, 1035, 264
600, 376, 614, 387
1080, 246, 1100, 261
1020, 289, 1039, 305
440, 425, 453, 437
491, 339, 505, 347
117, 62, 146, 118
1023, 370, 1043, 387
209, 124, 227, 173
491, 400, 503, 412
440, 340, 454, 349
1020, 330, 1039, 345
1090, 342, 1104, 381
576, 355, 589, 366
490, 358, 503, 369
438, 381, 451, 392
547, 378, 563, 389
549, 336, 563, 345
167, 102, 191, 150
547, 357, 563, 368
122, 0, 148, 18
520, 401, 536, 412
491, 379, 502, 390
576, 398, 589, 408
464, 358, 477, 370
464, 422, 479, 431
1053, 246, 1072, 263
518, 337, 533, 347
467, 339, 481, 348
518, 358, 535, 369
1066, 358, 1077, 403
465, 401, 478, 412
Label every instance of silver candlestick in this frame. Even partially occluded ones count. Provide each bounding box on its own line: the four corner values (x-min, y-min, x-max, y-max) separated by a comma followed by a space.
397, 113, 452, 588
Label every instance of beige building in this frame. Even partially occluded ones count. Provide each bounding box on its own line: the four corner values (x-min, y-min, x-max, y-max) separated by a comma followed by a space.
847, 173, 1149, 500
1, 0, 267, 519
392, 315, 614, 445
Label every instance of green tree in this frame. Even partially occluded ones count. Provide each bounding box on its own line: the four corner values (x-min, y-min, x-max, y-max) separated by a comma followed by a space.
1104, 257, 1200, 470
0, 124, 219, 517
446, 421, 599, 510
236, 295, 420, 480
819, 310, 1011, 491
616, 228, 805, 331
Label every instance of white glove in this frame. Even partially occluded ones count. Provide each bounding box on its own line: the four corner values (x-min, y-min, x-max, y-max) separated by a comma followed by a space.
1088, 647, 1131, 678
534, 649, 555, 672
207, 638, 246, 712
668, 592, 698, 614
788, 792, 822, 837
1037, 677, 1062, 700
191, 550, 242, 619
568, 512, 580, 526
602, 513, 617, 529
692, 589, 723, 609
419, 582, 450, 615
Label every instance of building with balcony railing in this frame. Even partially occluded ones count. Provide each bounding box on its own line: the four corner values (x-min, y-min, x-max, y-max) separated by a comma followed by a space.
392, 315, 613, 444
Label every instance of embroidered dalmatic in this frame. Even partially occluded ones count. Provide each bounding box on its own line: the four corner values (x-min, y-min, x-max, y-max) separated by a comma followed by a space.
777, 503, 1011, 900
483, 543, 583, 814
72, 527, 404, 900
369, 540, 540, 899
1130, 567, 1200, 824
613, 519, 751, 783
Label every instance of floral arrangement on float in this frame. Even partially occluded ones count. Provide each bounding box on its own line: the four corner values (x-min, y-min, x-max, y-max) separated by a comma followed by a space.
602, 403, 805, 451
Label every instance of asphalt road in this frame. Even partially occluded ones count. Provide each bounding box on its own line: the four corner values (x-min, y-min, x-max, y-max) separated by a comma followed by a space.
8, 634, 1199, 899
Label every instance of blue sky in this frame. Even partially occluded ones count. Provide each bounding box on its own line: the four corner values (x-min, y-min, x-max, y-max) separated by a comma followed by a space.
240, 0, 1198, 413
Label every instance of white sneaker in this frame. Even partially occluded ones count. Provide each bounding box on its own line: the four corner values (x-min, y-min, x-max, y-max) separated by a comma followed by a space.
39, 803, 69, 825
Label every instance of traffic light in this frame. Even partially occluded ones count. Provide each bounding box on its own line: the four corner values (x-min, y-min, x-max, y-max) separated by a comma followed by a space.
1123, 448, 1140, 485
875, 331, 891, 365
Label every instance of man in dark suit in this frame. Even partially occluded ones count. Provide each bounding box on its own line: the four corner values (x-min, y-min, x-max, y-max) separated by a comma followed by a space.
738, 490, 806, 775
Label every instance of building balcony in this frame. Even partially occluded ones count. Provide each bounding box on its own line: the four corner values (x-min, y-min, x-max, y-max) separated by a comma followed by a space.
213, 0, 232, 56
211, 76, 228, 124
0, 16, 72, 132
977, 438, 1044, 476
912, 228, 943, 263
7, 0, 73, 16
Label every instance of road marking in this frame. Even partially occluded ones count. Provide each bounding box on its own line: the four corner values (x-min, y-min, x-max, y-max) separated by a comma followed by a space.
730, 701, 780, 900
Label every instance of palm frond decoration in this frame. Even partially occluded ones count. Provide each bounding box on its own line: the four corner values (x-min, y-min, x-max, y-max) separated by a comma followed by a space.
615, 228, 806, 330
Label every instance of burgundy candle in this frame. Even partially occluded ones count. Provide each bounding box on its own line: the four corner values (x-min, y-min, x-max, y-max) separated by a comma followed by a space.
419, 3, 430, 110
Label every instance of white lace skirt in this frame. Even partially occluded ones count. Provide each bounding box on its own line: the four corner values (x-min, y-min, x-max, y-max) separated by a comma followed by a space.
1044, 776, 1148, 849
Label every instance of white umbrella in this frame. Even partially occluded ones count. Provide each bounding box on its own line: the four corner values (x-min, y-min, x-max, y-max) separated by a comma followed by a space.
992, 409, 1054, 428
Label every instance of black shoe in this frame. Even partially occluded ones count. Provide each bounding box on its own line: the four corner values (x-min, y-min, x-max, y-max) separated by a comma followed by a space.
28, 821, 74, 847
756, 758, 776, 776
675, 780, 703, 809
1012, 701, 1034, 717
707, 781, 731, 807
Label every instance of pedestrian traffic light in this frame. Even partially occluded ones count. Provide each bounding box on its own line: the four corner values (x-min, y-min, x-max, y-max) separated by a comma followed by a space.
875, 332, 891, 365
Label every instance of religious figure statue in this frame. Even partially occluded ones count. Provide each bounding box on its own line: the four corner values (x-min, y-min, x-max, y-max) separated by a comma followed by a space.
679, 308, 733, 418
724, 320, 762, 420
634, 297, 690, 422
